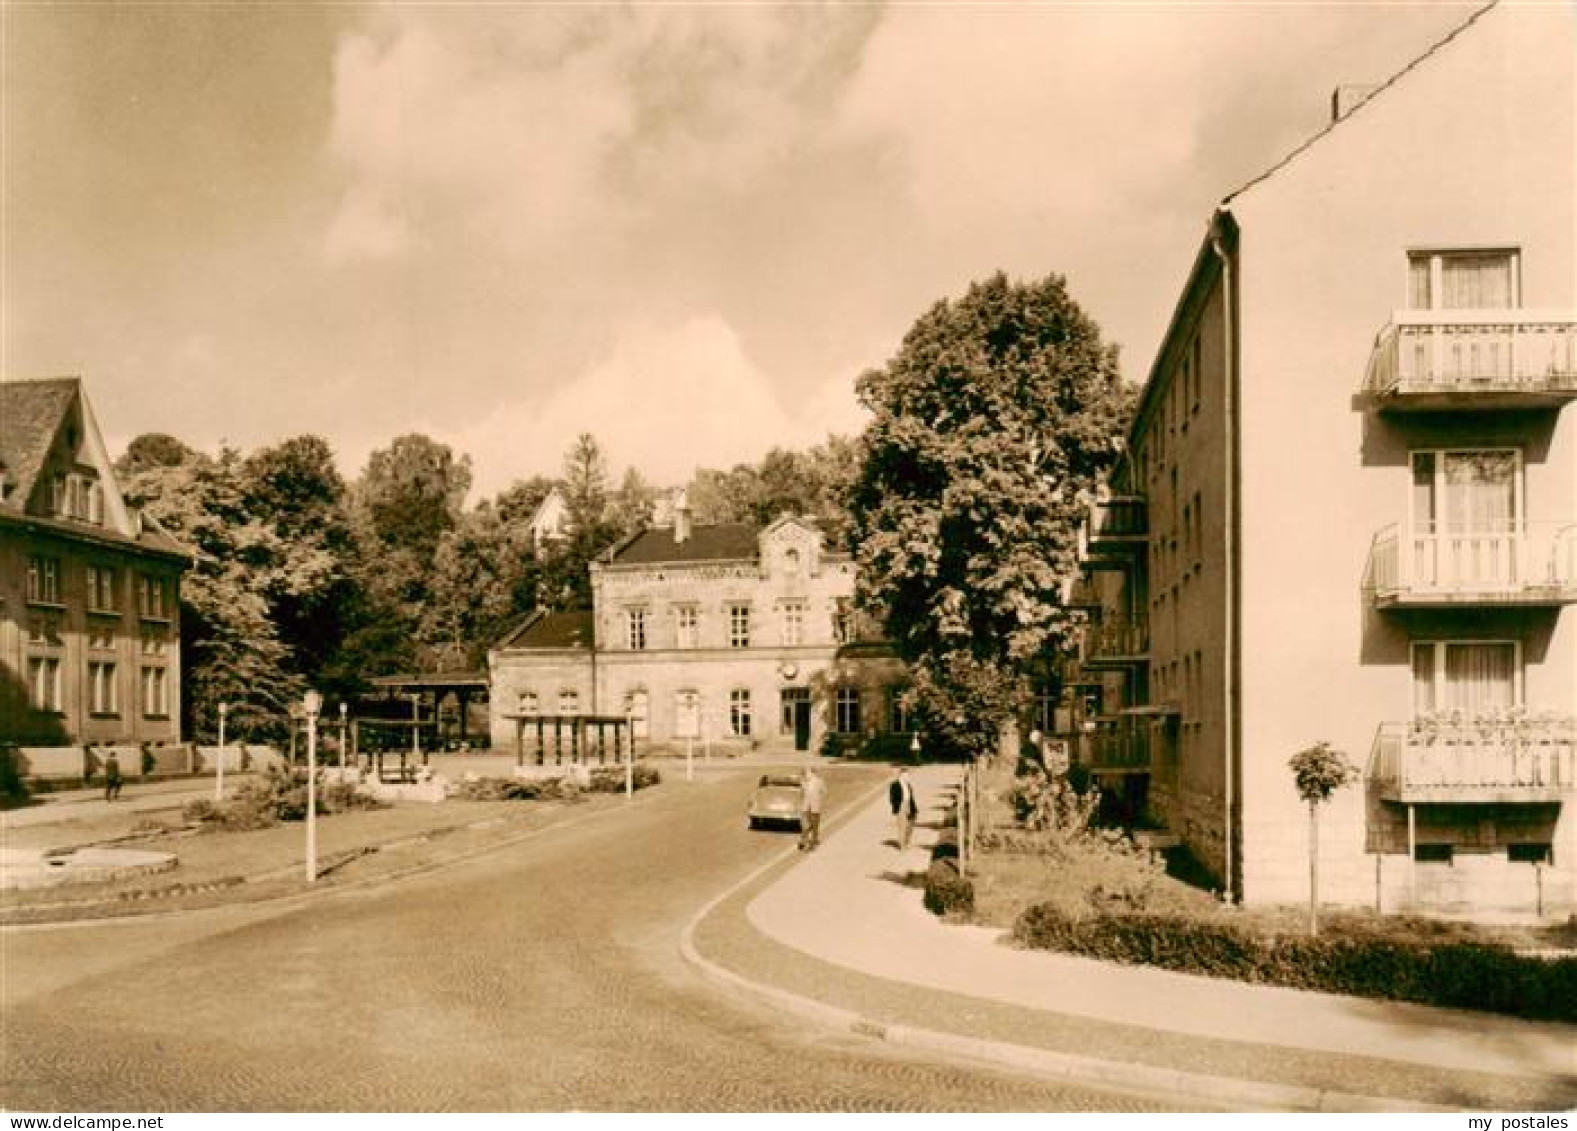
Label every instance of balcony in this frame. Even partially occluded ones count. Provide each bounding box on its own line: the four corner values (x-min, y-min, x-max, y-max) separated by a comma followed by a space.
1080, 614, 1150, 668
1077, 497, 1148, 564
1364, 521, 1577, 608
1367, 715, 1577, 803
1083, 718, 1156, 776
1363, 310, 1577, 412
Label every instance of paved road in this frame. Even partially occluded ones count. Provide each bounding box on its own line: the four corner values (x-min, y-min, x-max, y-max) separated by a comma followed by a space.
2, 766, 1178, 1112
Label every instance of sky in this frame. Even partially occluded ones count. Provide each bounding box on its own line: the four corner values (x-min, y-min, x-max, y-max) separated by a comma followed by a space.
2, 1, 1479, 500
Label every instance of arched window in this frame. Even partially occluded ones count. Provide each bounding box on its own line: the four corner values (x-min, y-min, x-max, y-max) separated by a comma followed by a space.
516, 691, 539, 716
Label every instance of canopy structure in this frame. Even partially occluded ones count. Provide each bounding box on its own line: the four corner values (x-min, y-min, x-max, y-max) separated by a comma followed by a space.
498, 712, 636, 769
367, 672, 489, 747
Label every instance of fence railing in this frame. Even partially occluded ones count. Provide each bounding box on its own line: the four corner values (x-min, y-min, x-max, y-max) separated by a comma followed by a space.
1367, 717, 1577, 801
1365, 520, 1577, 600
1082, 615, 1150, 661
1364, 311, 1577, 398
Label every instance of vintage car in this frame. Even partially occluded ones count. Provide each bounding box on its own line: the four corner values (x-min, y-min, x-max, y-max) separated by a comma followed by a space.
746, 774, 805, 831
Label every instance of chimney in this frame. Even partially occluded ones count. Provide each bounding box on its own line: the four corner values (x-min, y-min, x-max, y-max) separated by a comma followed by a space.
1330, 84, 1378, 123
672, 487, 691, 545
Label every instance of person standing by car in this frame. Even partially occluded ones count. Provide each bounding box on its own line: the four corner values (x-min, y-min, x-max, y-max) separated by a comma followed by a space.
889, 767, 917, 850
798, 767, 827, 851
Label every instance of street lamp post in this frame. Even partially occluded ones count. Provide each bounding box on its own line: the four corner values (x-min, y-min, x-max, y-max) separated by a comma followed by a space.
304, 690, 322, 883
215, 701, 228, 802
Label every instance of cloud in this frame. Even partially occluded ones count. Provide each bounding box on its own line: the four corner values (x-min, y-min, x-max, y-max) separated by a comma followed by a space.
323, 6, 878, 264
437, 314, 862, 497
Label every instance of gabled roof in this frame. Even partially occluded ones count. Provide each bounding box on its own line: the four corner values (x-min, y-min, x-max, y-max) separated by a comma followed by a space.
0, 377, 78, 512
1223, 2, 1496, 206
0, 376, 190, 561
606, 523, 761, 566
495, 609, 595, 650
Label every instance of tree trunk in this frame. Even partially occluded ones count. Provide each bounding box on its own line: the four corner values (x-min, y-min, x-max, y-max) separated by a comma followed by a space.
1309, 800, 1320, 937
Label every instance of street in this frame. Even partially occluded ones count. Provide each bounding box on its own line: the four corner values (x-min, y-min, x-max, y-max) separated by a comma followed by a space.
1, 767, 1176, 1112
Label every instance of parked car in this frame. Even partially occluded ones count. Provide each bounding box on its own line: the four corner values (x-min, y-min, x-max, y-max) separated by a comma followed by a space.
747, 774, 805, 831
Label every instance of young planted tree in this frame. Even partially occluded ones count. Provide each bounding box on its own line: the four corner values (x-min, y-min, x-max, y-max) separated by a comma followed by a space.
1289, 740, 1359, 936
849, 271, 1133, 751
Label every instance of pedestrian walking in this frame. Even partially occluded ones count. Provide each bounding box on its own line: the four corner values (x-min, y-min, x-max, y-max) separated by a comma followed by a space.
888, 767, 917, 850
798, 767, 827, 851
103, 751, 123, 802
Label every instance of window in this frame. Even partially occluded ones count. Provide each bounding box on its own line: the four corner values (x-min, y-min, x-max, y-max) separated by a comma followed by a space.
89, 629, 115, 651
1509, 843, 1552, 865
782, 547, 802, 578
674, 690, 701, 739
625, 607, 647, 651
1414, 843, 1454, 864
140, 631, 169, 656
625, 689, 649, 739
729, 689, 751, 737
26, 556, 61, 604
675, 605, 698, 649
140, 665, 169, 718
138, 575, 168, 620
557, 690, 580, 716
87, 479, 104, 524
1408, 249, 1518, 311
28, 657, 62, 711
728, 603, 751, 649
1410, 450, 1520, 588
892, 691, 914, 735
86, 565, 118, 613
89, 661, 118, 714
835, 687, 861, 735
1411, 641, 1519, 719
516, 691, 539, 716
49, 474, 67, 516
779, 687, 810, 734
1190, 334, 1203, 412
832, 599, 854, 645
780, 601, 805, 646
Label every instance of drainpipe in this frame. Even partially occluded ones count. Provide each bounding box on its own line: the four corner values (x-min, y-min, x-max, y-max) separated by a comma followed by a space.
1209, 217, 1242, 904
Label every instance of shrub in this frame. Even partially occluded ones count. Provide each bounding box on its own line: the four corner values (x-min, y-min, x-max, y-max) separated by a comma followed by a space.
587, 762, 662, 792
452, 776, 578, 802
1010, 903, 1577, 1023
924, 859, 975, 917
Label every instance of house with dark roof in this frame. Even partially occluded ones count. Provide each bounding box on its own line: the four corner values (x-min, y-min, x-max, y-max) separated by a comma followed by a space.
1066, 1, 1576, 916
489, 493, 907, 755
1, 378, 189, 746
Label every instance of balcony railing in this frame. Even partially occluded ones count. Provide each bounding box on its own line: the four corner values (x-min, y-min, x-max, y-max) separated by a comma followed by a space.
1078, 496, 1148, 562
1364, 520, 1577, 607
1367, 715, 1577, 803
1081, 615, 1150, 666
1083, 719, 1155, 774
1363, 310, 1577, 411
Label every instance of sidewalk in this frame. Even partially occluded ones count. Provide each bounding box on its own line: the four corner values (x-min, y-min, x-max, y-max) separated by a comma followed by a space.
686, 764, 1577, 1111
3, 777, 252, 830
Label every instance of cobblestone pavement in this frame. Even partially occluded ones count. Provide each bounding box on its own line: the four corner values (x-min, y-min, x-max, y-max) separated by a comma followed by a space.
1, 766, 1183, 1112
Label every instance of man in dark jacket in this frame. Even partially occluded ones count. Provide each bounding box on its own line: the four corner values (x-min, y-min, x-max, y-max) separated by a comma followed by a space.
888, 767, 917, 850
103, 752, 123, 802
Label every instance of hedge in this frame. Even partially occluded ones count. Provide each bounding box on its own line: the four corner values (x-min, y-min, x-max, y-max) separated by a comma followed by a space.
1011, 904, 1577, 1023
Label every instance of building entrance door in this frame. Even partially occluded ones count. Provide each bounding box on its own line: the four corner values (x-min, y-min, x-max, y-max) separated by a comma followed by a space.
794, 701, 812, 751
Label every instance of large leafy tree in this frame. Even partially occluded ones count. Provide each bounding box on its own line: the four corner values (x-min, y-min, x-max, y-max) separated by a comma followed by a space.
119, 443, 304, 741
849, 271, 1133, 754
241, 436, 361, 692
346, 434, 473, 672
686, 436, 858, 538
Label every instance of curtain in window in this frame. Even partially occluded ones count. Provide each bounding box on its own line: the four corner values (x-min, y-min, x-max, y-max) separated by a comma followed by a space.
1440, 255, 1513, 309
1408, 257, 1433, 309
1443, 452, 1515, 532
1411, 647, 1437, 716
1443, 643, 1515, 715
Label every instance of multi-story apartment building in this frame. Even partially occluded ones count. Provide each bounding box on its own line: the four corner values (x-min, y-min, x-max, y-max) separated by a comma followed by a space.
489, 498, 906, 755
1070, 2, 1575, 915
0, 378, 188, 746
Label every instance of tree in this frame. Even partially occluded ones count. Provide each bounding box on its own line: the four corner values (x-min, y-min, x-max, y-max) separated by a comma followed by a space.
119, 443, 304, 742
1289, 741, 1359, 936
547, 434, 623, 609
241, 437, 362, 692
493, 475, 558, 528
684, 436, 857, 536
849, 271, 1133, 753
347, 434, 473, 673
419, 504, 535, 670
608, 466, 659, 539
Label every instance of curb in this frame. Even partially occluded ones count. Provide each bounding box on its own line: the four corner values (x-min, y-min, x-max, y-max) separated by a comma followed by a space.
2, 785, 672, 932
677, 789, 1456, 1114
